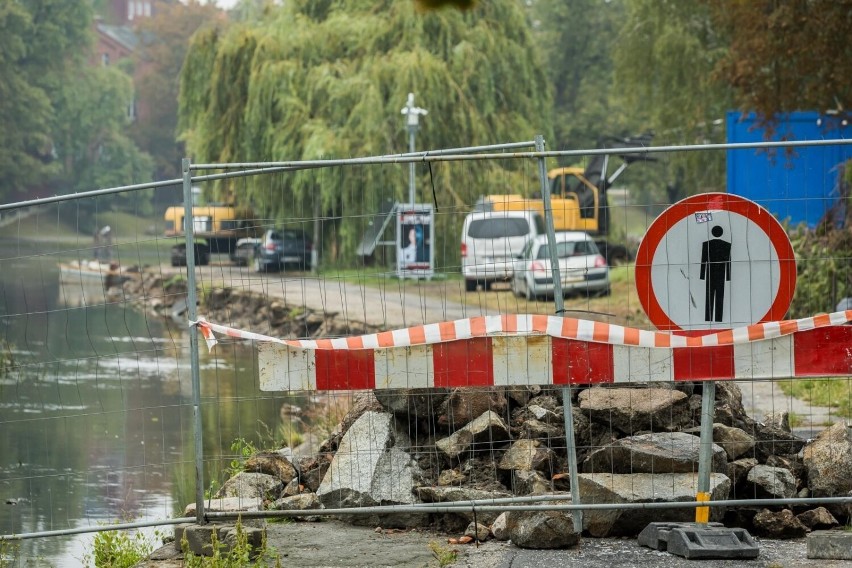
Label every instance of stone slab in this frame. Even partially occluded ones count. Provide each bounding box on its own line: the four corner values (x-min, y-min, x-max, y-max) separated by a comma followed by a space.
807, 530, 852, 560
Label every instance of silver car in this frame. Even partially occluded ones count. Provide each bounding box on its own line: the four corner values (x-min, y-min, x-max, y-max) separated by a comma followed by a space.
511, 232, 610, 300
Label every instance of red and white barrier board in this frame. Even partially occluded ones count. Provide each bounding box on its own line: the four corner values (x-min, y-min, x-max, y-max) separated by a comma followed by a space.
193, 311, 852, 392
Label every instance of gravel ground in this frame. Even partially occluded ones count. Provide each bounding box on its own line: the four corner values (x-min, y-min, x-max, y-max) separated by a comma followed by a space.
138, 520, 847, 567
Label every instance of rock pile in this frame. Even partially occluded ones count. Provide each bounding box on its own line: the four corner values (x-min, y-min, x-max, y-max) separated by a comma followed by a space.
188, 382, 852, 548
122, 270, 380, 338
127, 272, 851, 549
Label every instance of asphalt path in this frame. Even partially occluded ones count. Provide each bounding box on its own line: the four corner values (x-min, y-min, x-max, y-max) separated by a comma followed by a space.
189, 261, 502, 329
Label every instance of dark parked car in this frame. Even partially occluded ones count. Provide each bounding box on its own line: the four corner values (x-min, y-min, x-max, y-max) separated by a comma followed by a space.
170, 239, 210, 267
253, 229, 312, 272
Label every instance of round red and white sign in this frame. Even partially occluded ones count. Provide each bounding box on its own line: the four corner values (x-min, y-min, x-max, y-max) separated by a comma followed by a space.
635, 193, 796, 331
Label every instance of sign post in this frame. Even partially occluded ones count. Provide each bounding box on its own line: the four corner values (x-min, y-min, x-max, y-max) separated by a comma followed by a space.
395, 204, 434, 279
635, 193, 796, 525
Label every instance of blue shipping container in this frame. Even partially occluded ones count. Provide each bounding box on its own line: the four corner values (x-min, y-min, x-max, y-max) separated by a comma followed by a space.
726, 111, 852, 227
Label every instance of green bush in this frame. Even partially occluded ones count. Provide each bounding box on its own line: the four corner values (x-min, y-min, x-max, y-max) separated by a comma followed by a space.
84, 527, 156, 568
788, 225, 852, 318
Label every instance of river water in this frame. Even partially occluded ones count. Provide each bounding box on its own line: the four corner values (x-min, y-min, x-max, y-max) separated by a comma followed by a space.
0, 243, 290, 566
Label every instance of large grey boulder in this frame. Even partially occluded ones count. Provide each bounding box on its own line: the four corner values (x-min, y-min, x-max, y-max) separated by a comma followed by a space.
582, 432, 727, 474
752, 424, 806, 462
436, 411, 510, 459
498, 439, 555, 475
713, 382, 753, 431
577, 387, 691, 434
271, 493, 323, 522
319, 391, 383, 453
752, 509, 808, 538
578, 473, 730, 537
437, 388, 508, 430
374, 388, 449, 418
797, 507, 839, 530
509, 470, 551, 496
712, 423, 755, 460
727, 457, 758, 493
804, 420, 852, 497
746, 464, 797, 499
216, 472, 283, 500
243, 451, 298, 484
317, 411, 421, 508
506, 506, 579, 549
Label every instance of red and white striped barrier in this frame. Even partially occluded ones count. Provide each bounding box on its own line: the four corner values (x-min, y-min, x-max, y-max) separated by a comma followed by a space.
192, 311, 852, 391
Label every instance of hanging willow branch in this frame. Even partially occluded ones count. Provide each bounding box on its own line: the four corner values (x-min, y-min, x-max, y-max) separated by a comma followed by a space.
178, 0, 552, 262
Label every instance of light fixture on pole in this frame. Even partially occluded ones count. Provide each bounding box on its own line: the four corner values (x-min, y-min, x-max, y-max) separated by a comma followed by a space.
400, 93, 428, 205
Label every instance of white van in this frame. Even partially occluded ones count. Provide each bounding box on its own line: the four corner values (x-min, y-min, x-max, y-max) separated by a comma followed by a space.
461, 210, 546, 291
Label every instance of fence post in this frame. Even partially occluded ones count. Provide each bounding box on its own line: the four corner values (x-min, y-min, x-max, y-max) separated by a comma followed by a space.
535, 134, 583, 531
696, 380, 716, 523
182, 158, 206, 525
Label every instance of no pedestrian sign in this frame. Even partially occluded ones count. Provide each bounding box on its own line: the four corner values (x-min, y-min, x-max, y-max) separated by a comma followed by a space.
635, 193, 796, 331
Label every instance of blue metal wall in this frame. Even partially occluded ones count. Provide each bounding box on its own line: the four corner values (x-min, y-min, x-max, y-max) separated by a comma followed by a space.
726, 111, 852, 227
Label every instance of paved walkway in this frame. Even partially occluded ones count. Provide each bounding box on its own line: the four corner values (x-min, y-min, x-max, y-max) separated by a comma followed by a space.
737, 379, 836, 432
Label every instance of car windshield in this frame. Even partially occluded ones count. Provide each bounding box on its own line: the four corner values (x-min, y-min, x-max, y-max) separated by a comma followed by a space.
536, 239, 597, 259
467, 218, 530, 239
269, 230, 304, 241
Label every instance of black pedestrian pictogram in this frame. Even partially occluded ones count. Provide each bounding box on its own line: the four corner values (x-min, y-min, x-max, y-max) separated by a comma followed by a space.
700, 225, 731, 322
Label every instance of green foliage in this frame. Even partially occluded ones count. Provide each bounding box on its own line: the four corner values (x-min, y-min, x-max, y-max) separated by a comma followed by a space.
0, 539, 21, 568
182, 518, 279, 567
428, 540, 458, 566
0, 340, 13, 378
788, 225, 852, 319
178, 0, 552, 264
83, 527, 156, 568
709, 0, 852, 129
777, 378, 852, 421
51, 64, 154, 197
530, 0, 633, 151
614, 0, 731, 198
227, 437, 259, 478
131, 2, 221, 180
0, 0, 92, 196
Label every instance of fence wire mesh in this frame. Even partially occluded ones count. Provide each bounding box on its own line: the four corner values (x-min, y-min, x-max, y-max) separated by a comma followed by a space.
2, 138, 852, 565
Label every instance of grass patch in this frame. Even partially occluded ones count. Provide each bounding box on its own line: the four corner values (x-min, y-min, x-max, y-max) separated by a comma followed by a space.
83, 525, 159, 568
777, 377, 852, 419
428, 541, 458, 567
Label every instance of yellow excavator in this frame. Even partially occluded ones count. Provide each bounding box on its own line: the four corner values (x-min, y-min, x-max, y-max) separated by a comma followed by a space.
475, 134, 654, 263
163, 203, 259, 266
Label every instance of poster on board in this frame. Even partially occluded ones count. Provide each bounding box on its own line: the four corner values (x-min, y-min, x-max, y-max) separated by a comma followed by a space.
396, 204, 434, 279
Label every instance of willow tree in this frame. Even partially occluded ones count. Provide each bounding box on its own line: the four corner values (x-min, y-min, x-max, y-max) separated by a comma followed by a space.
178, 0, 552, 263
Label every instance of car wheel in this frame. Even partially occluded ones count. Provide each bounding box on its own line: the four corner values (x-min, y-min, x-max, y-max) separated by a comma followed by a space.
481, 281, 491, 292
511, 277, 522, 298
596, 285, 612, 297
525, 279, 535, 301
465, 279, 477, 292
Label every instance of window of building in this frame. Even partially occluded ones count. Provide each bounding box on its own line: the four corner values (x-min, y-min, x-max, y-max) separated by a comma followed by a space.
101, 53, 110, 66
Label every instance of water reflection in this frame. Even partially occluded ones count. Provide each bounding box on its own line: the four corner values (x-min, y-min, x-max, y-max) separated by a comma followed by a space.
0, 246, 290, 566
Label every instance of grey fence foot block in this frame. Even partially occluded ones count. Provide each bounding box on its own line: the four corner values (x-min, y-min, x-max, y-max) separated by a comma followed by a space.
808, 530, 852, 560
638, 522, 723, 551
174, 523, 265, 557
639, 522, 759, 560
